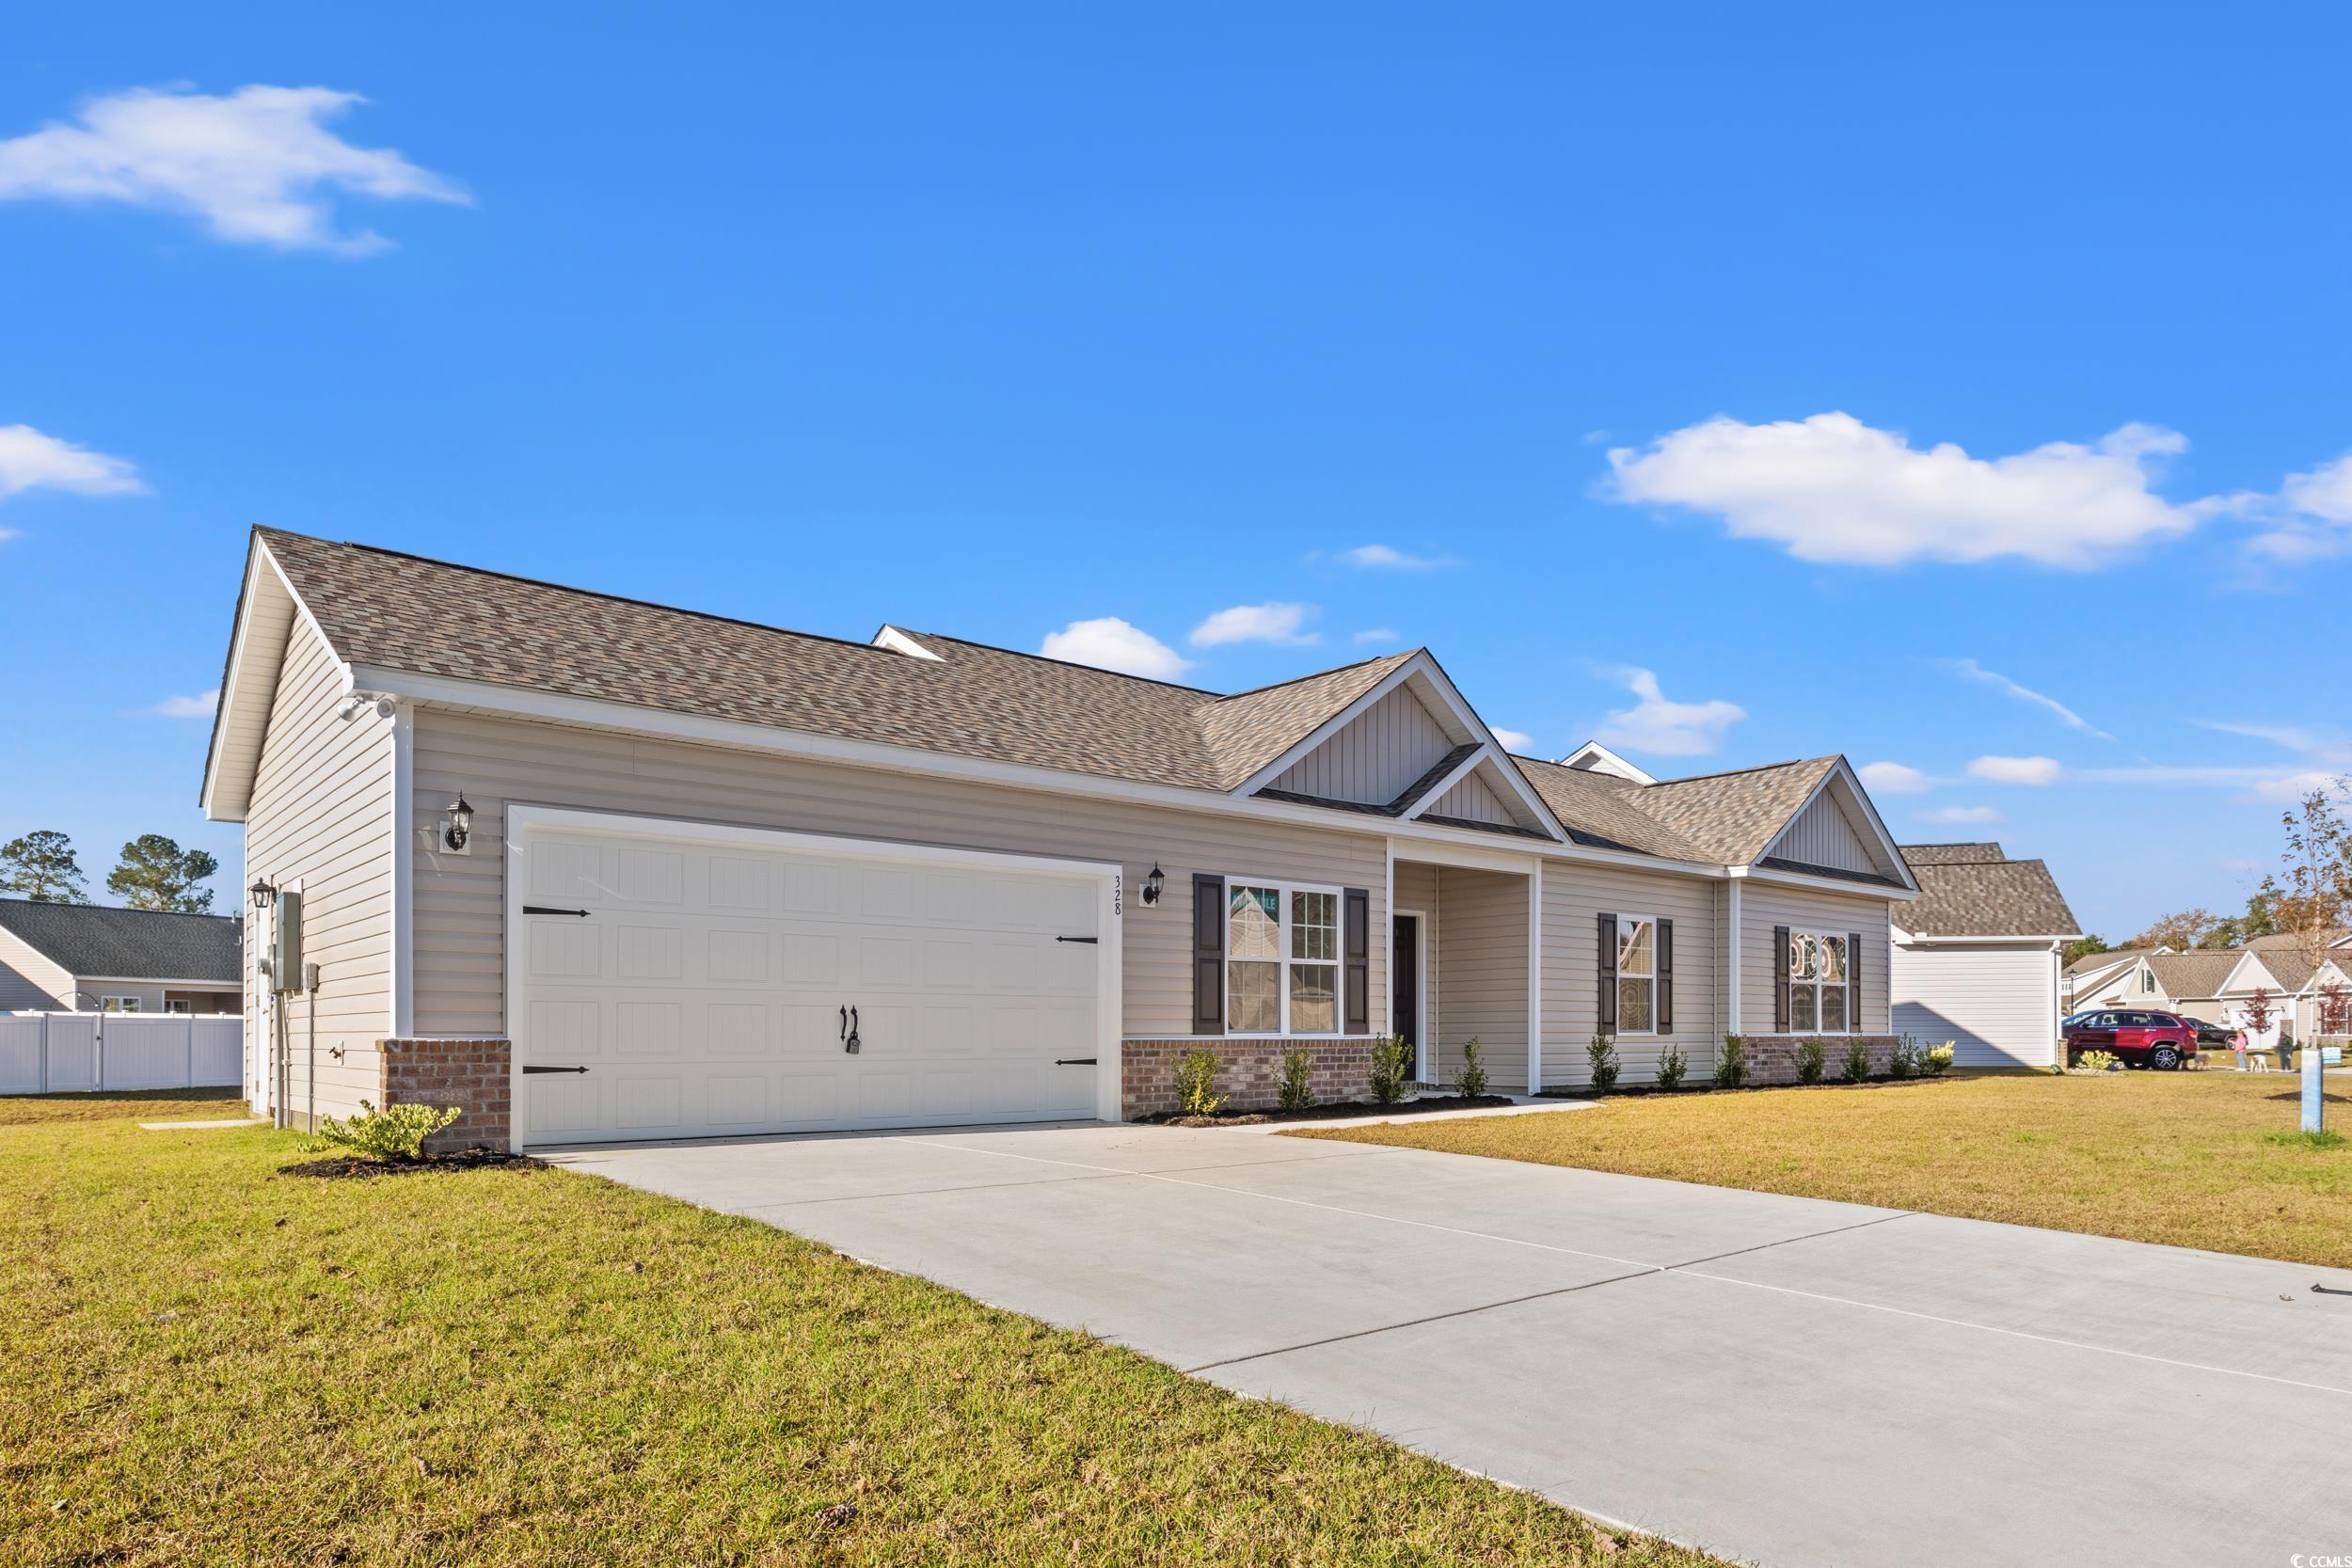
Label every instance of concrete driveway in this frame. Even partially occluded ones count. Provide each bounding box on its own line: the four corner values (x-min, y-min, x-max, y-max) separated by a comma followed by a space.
544, 1120, 2352, 1568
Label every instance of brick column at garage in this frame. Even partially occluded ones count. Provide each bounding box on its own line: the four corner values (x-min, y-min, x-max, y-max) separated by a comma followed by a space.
379, 1037, 513, 1153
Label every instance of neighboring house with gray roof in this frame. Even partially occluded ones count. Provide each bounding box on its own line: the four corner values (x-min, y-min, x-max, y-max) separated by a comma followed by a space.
0, 898, 243, 1015
1888, 843, 2082, 1068
200, 529, 1919, 1145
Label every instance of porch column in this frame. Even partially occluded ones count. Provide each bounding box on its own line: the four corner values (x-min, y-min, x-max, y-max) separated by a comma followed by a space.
1724, 877, 1743, 1035
1526, 861, 1543, 1096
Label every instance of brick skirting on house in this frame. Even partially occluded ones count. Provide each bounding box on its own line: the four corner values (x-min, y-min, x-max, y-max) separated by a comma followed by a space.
1121, 1037, 1381, 1119
1736, 1034, 1901, 1086
379, 1037, 512, 1152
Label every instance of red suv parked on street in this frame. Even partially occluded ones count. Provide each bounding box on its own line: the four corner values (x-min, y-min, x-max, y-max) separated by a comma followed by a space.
2062, 1008, 2199, 1070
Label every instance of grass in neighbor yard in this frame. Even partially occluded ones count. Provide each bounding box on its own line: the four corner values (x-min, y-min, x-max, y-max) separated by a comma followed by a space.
1298, 1070, 2352, 1271
0, 1095, 1720, 1568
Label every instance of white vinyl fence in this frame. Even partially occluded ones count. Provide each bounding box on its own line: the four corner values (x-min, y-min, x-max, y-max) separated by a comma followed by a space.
0, 1013, 243, 1095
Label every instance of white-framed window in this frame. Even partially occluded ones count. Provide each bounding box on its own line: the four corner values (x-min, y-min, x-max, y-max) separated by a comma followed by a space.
1227, 879, 1342, 1035
165, 998, 193, 1015
100, 995, 142, 1014
1615, 914, 1658, 1035
1786, 929, 1851, 1034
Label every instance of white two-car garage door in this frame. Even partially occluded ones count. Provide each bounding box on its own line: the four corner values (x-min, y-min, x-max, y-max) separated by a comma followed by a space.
509, 808, 1115, 1148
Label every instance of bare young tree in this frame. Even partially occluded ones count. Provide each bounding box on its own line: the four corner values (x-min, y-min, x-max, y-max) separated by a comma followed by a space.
2129, 907, 2220, 952
2258, 783, 2351, 1133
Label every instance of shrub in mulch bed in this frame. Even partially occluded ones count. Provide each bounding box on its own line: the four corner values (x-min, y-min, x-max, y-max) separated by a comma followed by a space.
1142, 1094, 1518, 1128
278, 1148, 547, 1180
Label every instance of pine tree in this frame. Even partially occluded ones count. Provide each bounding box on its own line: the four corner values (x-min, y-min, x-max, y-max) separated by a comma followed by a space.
106, 834, 220, 913
0, 831, 90, 903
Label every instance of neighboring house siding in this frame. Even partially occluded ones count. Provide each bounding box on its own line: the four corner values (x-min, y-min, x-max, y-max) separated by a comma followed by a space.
1268, 685, 1452, 804
1391, 860, 1442, 1056
1772, 794, 1879, 876
1429, 769, 1512, 825
1740, 882, 1893, 1036
408, 707, 1388, 1041
1890, 941, 2058, 1068
0, 927, 72, 1009
1540, 863, 1719, 1086
244, 614, 394, 1125
1430, 865, 1526, 1092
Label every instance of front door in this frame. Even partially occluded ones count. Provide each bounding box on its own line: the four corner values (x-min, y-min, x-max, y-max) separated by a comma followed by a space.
1391, 914, 1420, 1076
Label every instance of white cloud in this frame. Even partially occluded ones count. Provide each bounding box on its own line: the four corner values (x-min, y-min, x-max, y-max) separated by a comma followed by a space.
1942, 657, 2110, 738
0, 85, 468, 254
2232, 452, 2352, 560
151, 689, 218, 718
1352, 626, 1398, 646
1189, 602, 1318, 647
2251, 770, 2343, 802
0, 528, 17, 544
1039, 617, 1194, 681
0, 423, 145, 499
2191, 719, 2352, 769
1594, 667, 1744, 757
1489, 728, 1534, 753
1920, 804, 2003, 825
1605, 412, 2199, 568
1967, 754, 2064, 785
1857, 761, 1931, 795
1342, 544, 1454, 570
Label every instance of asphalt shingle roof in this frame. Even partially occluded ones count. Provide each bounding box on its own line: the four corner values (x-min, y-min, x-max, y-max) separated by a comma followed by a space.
1897, 848, 2079, 938
2068, 945, 2154, 978
1900, 842, 2009, 865
2146, 951, 2245, 1000
1509, 758, 1713, 862
1633, 757, 1841, 864
0, 899, 242, 983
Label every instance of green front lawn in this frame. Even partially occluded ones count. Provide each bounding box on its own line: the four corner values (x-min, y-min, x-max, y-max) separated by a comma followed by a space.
1297, 1070, 2352, 1271
1, 1094, 1718, 1567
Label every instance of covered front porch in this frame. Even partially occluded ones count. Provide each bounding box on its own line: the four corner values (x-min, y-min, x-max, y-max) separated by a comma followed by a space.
1391, 848, 1540, 1095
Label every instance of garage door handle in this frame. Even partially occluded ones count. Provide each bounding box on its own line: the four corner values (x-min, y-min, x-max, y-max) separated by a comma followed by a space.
522, 1065, 590, 1074
1056, 935, 1098, 943
523, 905, 591, 917
1054, 1057, 1098, 1067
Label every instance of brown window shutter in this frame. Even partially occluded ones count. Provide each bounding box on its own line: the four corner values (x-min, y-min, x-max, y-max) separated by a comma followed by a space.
1343, 887, 1371, 1035
1597, 912, 1618, 1033
1192, 875, 1225, 1036
1773, 925, 1791, 1031
1848, 930, 1864, 1035
1656, 917, 1675, 1033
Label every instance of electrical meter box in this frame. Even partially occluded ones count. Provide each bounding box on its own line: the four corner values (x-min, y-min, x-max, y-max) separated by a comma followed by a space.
271, 891, 304, 993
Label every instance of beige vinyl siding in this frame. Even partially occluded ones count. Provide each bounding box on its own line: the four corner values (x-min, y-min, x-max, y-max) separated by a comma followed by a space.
0, 927, 73, 1010
1890, 940, 2059, 1067
1391, 860, 1441, 1057
243, 613, 394, 1126
1268, 684, 1453, 805
1541, 863, 1720, 1086
1740, 881, 1893, 1036
409, 708, 1386, 1039
1772, 793, 1879, 875
1429, 768, 1512, 825
1427, 865, 1526, 1093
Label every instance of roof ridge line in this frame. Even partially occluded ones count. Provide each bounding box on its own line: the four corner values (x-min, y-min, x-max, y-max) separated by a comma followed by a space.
1645, 754, 1838, 788
0, 895, 239, 921
1211, 648, 1419, 704
908, 630, 1224, 696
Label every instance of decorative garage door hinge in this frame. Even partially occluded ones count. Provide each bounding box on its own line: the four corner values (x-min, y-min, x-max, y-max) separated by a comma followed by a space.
521, 1065, 590, 1074
522, 905, 591, 917
1055, 935, 1098, 943
1054, 1057, 1098, 1066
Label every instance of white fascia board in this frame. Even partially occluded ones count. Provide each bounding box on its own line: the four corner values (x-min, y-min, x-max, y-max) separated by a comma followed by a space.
200, 539, 354, 823
1730, 862, 1919, 902
71, 975, 244, 988
1899, 932, 2083, 945
2214, 951, 2278, 995
871, 626, 944, 660
1560, 740, 1654, 784
1398, 745, 1492, 821
360, 663, 1718, 879
1758, 759, 1917, 893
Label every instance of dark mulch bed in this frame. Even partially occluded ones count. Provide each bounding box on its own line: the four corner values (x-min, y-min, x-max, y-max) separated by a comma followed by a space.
278, 1148, 547, 1180
1144, 1094, 1517, 1129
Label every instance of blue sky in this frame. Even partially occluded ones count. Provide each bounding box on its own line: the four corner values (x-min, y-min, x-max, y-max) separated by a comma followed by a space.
4, 4, 2348, 940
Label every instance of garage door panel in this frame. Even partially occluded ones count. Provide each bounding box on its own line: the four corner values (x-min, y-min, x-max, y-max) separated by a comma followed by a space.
616, 1000, 683, 1057
516, 822, 1106, 1145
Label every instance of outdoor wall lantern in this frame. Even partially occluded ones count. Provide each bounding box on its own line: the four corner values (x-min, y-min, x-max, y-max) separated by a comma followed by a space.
247, 877, 278, 911
1141, 863, 1165, 906
441, 795, 475, 854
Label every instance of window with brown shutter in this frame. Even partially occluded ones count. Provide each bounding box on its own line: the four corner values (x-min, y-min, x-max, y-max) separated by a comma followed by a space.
1192, 874, 1225, 1036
